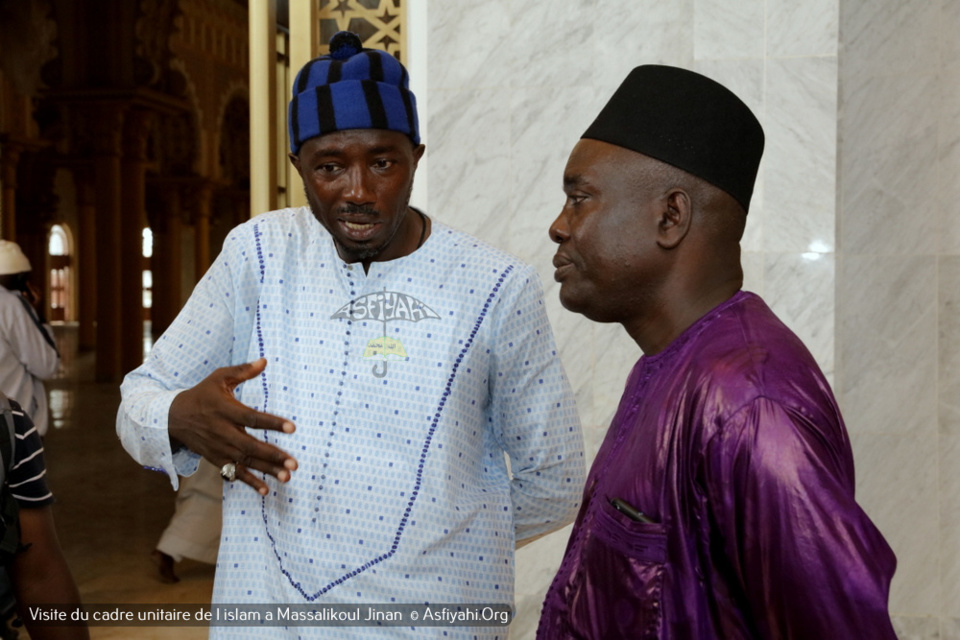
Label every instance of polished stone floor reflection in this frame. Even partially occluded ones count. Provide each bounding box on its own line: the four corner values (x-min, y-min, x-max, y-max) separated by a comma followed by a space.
40, 325, 214, 639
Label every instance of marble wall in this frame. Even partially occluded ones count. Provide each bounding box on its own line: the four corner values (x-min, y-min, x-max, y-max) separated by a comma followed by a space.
838, 1, 960, 637
416, 0, 951, 637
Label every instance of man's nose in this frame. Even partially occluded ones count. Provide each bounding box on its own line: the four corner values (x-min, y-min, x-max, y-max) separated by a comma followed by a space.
549, 212, 569, 244
343, 167, 374, 204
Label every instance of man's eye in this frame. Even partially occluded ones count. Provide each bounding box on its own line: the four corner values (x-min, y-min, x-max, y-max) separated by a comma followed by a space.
567, 194, 587, 205
317, 164, 340, 173
373, 159, 394, 169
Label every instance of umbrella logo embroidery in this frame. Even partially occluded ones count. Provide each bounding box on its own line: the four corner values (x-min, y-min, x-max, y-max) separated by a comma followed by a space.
331, 290, 441, 378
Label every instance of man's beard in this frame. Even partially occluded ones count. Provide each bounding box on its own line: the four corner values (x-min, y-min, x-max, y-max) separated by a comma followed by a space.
333, 203, 384, 261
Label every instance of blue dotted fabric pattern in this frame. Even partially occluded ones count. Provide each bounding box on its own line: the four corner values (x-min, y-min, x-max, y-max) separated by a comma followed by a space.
117, 208, 586, 639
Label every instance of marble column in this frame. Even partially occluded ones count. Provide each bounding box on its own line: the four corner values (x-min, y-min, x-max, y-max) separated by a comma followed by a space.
148, 183, 183, 339
188, 181, 214, 280
119, 109, 154, 375
248, 0, 278, 217
84, 103, 125, 383
75, 167, 97, 351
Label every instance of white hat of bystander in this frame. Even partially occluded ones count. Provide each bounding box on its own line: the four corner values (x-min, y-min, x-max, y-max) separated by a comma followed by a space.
0, 240, 31, 275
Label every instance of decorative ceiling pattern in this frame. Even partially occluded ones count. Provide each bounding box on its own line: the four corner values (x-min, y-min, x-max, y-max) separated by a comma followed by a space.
318, 0, 405, 63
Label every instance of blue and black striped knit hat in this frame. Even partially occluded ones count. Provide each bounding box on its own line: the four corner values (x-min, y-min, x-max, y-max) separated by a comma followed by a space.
288, 31, 420, 154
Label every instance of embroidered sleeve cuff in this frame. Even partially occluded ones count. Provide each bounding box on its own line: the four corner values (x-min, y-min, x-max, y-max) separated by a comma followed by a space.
117, 388, 199, 490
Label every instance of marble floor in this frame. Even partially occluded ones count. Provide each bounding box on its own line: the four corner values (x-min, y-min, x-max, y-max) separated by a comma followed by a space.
36, 324, 214, 639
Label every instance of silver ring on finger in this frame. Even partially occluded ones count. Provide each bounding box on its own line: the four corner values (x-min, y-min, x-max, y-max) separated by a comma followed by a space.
220, 461, 239, 482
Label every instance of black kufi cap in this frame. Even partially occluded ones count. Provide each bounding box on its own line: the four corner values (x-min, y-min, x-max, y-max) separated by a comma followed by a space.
582, 65, 764, 212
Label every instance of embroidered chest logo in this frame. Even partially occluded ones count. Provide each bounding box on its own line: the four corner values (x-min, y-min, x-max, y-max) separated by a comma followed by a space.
331, 290, 440, 378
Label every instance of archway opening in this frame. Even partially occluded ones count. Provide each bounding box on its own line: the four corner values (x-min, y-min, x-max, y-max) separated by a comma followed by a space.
47, 223, 72, 323
142, 226, 154, 353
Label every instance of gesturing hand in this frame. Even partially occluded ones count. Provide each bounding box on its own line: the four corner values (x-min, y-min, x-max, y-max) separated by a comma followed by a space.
168, 358, 298, 495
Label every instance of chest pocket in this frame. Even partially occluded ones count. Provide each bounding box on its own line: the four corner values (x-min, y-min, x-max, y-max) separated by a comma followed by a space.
566, 501, 667, 639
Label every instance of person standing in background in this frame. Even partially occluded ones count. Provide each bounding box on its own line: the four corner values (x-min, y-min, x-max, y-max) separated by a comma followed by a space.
2, 392, 88, 640
0, 241, 59, 439
150, 459, 222, 583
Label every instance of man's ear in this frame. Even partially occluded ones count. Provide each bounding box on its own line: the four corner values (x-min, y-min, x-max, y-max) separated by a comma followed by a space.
288, 152, 302, 175
656, 188, 692, 250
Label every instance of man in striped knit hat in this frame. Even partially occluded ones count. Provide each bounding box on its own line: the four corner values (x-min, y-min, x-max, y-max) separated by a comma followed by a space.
118, 31, 585, 639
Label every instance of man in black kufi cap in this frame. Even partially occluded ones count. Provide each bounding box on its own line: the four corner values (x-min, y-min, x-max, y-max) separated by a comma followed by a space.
537, 64, 898, 639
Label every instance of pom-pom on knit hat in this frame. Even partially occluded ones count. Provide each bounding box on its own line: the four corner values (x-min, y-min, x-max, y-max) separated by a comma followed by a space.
288, 31, 420, 154
0, 240, 31, 276
582, 65, 764, 212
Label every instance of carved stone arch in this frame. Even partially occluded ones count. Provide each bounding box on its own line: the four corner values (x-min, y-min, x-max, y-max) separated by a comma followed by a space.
134, 0, 182, 89
12, 148, 58, 276
209, 86, 249, 244
214, 81, 248, 137
216, 86, 249, 189
151, 109, 199, 177
14, 150, 58, 230
0, 0, 58, 96
168, 56, 204, 174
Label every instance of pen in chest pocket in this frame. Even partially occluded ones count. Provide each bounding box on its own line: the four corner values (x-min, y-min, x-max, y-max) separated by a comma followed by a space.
609, 497, 656, 524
